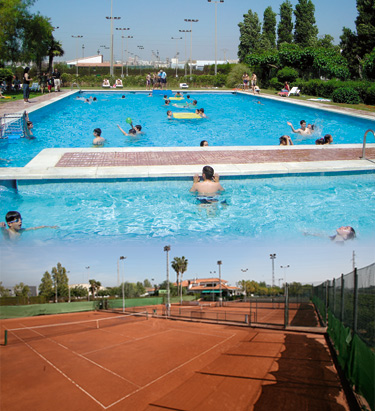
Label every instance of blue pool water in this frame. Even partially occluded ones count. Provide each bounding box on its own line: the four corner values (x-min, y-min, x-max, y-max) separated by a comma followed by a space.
1, 92, 374, 167
1, 173, 374, 243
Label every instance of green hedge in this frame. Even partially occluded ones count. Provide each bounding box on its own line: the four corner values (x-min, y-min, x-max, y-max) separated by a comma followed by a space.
332, 87, 360, 104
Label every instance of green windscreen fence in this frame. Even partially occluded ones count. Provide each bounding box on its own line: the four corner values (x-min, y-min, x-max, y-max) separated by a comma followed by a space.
314, 263, 375, 411
107, 297, 163, 309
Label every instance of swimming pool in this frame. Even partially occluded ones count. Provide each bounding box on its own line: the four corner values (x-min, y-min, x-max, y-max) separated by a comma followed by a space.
1, 92, 374, 167
1, 173, 374, 243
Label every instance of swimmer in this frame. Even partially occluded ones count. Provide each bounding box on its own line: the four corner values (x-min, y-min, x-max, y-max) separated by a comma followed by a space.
188, 100, 198, 107
190, 165, 224, 196
164, 99, 171, 106
330, 226, 356, 242
200, 140, 209, 147
167, 110, 173, 119
147, 93, 152, 97
175, 92, 182, 97
117, 123, 142, 136
315, 134, 333, 145
287, 120, 312, 136
279, 135, 293, 146
121, 95, 126, 99
255, 100, 264, 105
198, 108, 206, 118
0, 211, 58, 240
93, 128, 105, 145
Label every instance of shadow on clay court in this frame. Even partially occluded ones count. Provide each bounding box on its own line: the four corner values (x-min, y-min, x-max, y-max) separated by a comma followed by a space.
253, 333, 347, 410
289, 303, 320, 327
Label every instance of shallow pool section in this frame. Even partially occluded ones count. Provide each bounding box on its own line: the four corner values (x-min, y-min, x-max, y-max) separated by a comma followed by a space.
1, 92, 374, 167
1, 173, 374, 243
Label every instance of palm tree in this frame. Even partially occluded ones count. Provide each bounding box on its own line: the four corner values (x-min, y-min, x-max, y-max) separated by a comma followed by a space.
88, 279, 101, 300
47, 37, 64, 73
171, 256, 188, 304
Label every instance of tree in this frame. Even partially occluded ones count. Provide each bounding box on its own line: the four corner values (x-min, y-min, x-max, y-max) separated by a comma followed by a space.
293, 0, 318, 47
171, 256, 188, 303
143, 279, 152, 288
47, 38, 64, 73
355, 0, 375, 57
51, 262, 69, 301
70, 285, 88, 298
22, 13, 53, 74
39, 271, 54, 300
0, 0, 33, 65
316, 34, 337, 49
0, 282, 10, 297
14, 282, 30, 297
277, 0, 293, 48
238, 9, 262, 62
88, 279, 101, 299
261, 7, 277, 50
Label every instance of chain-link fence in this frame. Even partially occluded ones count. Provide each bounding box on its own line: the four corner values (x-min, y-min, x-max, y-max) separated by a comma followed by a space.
313, 263, 375, 411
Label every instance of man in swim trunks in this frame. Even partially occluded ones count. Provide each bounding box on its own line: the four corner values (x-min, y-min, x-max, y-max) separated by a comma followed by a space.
287, 120, 312, 136
190, 166, 224, 201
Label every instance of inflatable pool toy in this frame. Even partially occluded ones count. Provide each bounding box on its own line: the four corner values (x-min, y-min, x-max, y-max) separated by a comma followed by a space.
126, 117, 132, 124
169, 97, 184, 101
172, 113, 202, 119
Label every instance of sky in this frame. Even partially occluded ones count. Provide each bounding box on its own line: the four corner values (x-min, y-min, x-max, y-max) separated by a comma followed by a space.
29, 0, 358, 63
1, 238, 374, 289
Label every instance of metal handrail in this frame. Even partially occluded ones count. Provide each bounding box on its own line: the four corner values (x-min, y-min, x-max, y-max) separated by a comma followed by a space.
361, 129, 375, 159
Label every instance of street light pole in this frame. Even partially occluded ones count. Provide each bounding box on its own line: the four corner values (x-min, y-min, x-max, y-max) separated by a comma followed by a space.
119, 256, 126, 312
171, 37, 182, 77
208, 0, 224, 76
85, 266, 90, 301
164, 245, 171, 317
184, 19, 198, 78
280, 264, 290, 293
116, 28, 130, 78
241, 268, 248, 301
71, 35, 83, 76
270, 254, 276, 296
217, 260, 222, 307
106, 0, 121, 77
179, 30, 191, 77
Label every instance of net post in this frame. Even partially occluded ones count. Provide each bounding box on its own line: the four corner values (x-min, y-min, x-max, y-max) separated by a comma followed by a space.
284, 283, 289, 329
4, 329, 7, 346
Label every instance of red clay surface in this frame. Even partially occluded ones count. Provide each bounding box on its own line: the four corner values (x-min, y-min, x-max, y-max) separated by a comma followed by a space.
55, 147, 375, 168
0, 310, 349, 411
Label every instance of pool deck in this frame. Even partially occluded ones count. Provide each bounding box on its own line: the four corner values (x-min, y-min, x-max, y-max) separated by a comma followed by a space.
1, 89, 374, 181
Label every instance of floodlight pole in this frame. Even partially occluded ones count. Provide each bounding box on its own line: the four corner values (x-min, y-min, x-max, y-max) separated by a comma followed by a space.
217, 260, 222, 306
164, 246, 171, 316
208, 0, 224, 76
71, 35, 83, 76
171, 37, 182, 77
184, 19, 198, 78
270, 254, 276, 296
120, 256, 126, 312
179, 30, 191, 77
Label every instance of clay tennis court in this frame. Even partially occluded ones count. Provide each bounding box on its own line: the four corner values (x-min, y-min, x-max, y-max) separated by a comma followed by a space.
0, 309, 349, 410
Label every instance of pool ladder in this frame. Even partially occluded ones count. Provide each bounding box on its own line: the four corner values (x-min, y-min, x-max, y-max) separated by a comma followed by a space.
360, 129, 375, 160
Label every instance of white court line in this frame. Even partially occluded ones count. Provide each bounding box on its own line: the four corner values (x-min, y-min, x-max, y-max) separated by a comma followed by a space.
10, 330, 107, 409
106, 333, 237, 409
82, 329, 173, 356
17, 323, 140, 389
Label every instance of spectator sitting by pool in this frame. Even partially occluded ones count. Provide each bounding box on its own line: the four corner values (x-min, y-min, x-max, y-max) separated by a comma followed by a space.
190, 166, 224, 196
0, 211, 58, 240
93, 128, 105, 145
279, 135, 293, 145
287, 120, 312, 136
200, 140, 209, 147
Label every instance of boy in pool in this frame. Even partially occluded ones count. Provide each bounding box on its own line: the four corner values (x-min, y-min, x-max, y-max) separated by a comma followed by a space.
0, 211, 58, 240
92, 128, 105, 145
117, 123, 142, 136
190, 166, 224, 197
287, 120, 312, 136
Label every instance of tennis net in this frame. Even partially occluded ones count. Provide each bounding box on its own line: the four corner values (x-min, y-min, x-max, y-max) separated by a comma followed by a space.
4, 311, 148, 346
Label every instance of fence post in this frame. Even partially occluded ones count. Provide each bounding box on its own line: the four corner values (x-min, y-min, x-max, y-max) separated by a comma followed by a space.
353, 268, 358, 334
340, 274, 345, 323
325, 280, 329, 325
284, 283, 289, 329
332, 278, 336, 316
